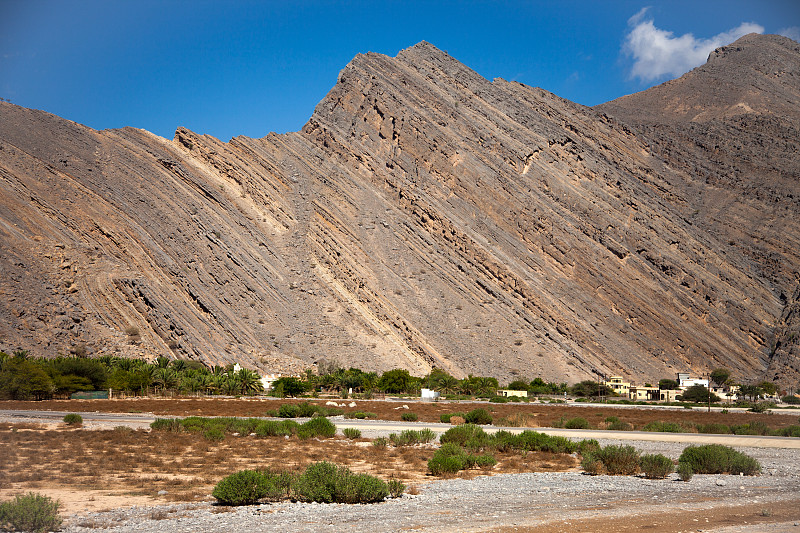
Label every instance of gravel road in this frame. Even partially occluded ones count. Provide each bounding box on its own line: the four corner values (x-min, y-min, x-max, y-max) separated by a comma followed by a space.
60, 439, 799, 533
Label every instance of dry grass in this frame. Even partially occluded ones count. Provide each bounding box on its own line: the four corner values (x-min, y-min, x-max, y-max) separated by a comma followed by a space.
0, 422, 575, 507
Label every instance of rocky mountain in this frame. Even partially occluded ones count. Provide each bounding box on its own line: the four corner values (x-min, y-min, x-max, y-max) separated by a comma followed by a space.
1, 34, 797, 386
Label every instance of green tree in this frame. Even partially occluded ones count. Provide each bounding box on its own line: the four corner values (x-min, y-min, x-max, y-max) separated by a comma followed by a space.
507, 380, 530, 391
680, 384, 720, 403
710, 369, 730, 388
758, 381, 778, 397
272, 376, 307, 397
569, 380, 612, 397
659, 379, 679, 390
0, 358, 55, 400
738, 384, 763, 401
378, 369, 413, 393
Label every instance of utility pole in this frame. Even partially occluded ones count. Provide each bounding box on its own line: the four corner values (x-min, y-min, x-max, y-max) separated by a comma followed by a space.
707, 372, 711, 413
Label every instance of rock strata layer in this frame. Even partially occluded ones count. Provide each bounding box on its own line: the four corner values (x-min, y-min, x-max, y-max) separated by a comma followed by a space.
1, 34, 798, 385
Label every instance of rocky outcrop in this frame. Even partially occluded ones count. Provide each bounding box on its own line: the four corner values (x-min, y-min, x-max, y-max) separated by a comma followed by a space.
1, 34, 797, 385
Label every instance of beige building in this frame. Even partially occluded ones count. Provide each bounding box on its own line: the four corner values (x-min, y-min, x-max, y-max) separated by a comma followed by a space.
629, 385, 659, 401
498, 389, 528, 398
604, 376, 630, 396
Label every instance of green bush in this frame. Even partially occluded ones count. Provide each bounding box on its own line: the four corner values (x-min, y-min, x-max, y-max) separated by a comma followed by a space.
464, 408, 493, 425
639, 454, 674, 479
439, 424, 489, 446
564, 417, 590, 429
343, 427, 361, 439
387, 479, 405, 498
62, 413, 83, 426
427, 443, 496, 476
389, 428, 436, 446
676, 461, 693, 481
781, 395, 800, 405
582, 445, 640, 475
776, 425, 800, 437
254, 420, 299, 437
440, 412, 465, 423
489, 396, 508, 403
298, 417, 336, 439
695, 423, 731, 434
150, 418, 182, 432
401, 412, 419, 422
0, 492, 62, 533
212, 470, 292, 505
492, 430, 576, 454
372, 437, 388, 448
678, 444, 761, 475
293, 462, 388, 504
642, 421, 684, 433
204, 428, 225, 442
347, 411, 377, 419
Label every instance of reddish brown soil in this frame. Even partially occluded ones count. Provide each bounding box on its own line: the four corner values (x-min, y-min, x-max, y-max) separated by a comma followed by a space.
2, 398, 797, 431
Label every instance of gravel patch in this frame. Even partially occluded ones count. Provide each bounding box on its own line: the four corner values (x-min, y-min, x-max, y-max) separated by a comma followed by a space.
61, 439, 800, 533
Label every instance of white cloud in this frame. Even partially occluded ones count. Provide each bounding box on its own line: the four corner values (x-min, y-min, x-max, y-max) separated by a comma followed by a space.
778, 27, 800, 42
623, 8, 764, 82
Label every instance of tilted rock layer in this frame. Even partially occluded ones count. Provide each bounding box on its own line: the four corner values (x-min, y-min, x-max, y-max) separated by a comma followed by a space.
1, 34, 798, 385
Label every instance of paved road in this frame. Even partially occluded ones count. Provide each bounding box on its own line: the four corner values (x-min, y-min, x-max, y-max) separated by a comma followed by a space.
4, 409, 797, 449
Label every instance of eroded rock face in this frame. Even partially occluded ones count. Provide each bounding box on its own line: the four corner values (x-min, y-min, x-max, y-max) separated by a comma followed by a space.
0, 34, 797, 385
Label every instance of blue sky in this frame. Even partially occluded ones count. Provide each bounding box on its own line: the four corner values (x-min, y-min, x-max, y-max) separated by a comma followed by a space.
1, 1, 798, 141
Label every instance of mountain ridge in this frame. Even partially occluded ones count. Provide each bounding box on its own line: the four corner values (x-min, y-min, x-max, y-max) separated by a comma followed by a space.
1, 34, 797, 385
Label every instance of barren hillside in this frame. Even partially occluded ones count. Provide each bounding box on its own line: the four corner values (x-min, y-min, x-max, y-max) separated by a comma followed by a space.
1, 34, 797, 385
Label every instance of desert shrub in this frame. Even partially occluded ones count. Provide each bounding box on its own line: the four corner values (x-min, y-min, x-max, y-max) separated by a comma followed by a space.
489, 396, 508, 403
639, 454, 674, 479
730, 420, 770, 436
298, 416, 336, 439
464, 408, 492, 425
440, 412, 465, 423
347, 411, 377, 419
203, 428, 225, 442
427, 443, 468, 475
387, 479, 405, 498
729, 453, 762, 476
465, 453, 497, 469
581, 456, 605, 475
401, 412, 419, 422
607, 420, 633, 431
0, 492, 62, 533
372, 437, 388, 448
678, 444, 761, 475
293, 462, 388, 504
577, 438, 600, 456
749, 402, 775, 413
62, 413, 83, 426
254, 420, 299, 437
695, 423, 731, 434
677, 462, 693, 481
494, 430, 576, 454
776, 425, 800, 437
389, 428, 436, 446
439, 424, 489, 446
150, 418, 182, 432
342, 427, 361, 439
582, 445, 640, 475
642, 421, 684, 433
212, 470, 291, 505
564, 417, 590, 429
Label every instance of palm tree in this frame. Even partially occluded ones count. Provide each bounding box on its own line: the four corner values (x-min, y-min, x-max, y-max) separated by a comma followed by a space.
221, 376, 241, 396
437, 375, 459, 395
152, 368, 178, 394
236, 368, 264, 395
